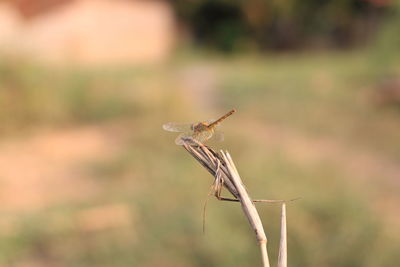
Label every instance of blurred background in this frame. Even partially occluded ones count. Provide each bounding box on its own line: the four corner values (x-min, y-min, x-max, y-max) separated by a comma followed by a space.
0, 0, 399, 266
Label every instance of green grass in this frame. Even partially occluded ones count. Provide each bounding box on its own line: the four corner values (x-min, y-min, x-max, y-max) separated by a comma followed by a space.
0, 50, 399, 266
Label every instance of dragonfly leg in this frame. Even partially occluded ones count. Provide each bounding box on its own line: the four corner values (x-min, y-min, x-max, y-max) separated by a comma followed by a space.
216, 196, 240, 202
253, 197, 302, 203
213, 159, 239, 202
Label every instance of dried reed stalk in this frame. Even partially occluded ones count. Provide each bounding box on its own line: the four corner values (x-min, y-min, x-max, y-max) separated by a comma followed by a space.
182, 140, 284, 267
277, 203, 287, 267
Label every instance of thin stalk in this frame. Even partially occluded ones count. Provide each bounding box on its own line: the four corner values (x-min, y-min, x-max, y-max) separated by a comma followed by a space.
278, 203, 287, 267
221, 151, 270, 267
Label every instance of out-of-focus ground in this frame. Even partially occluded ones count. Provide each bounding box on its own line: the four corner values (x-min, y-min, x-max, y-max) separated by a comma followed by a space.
0, 0, 174, 65
0, 0, 399, 266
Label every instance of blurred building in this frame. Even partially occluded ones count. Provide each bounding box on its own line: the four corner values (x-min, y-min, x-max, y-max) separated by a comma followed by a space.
0, 0, 175, 65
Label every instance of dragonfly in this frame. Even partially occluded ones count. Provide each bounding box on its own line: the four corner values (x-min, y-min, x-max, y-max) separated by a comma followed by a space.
163, 109, 236, 145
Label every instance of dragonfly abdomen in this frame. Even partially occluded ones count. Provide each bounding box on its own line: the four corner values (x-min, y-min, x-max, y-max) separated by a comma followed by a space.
208, 109, 236, 128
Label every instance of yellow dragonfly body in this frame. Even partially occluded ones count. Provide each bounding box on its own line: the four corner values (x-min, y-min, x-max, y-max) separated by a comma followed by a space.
163, 109, 236, 145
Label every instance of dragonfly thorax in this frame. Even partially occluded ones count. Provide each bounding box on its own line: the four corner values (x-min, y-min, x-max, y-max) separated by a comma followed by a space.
163, 109, 235, 145
192, 122, 211, 133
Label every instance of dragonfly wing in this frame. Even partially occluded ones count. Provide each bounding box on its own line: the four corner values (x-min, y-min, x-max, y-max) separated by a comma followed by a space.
163, 122, 193, 132
175, 132, 194, 145
195, 130, 213, 144
214, 131, 224, 142
205, 119, 214, 125
175, 130, 213, 145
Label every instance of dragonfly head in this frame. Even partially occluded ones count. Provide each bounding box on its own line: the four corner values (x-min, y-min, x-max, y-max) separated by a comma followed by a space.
193, 122, 209, 133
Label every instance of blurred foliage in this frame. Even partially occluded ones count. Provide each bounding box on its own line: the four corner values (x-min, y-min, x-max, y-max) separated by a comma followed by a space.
173, 0, 395, 51
1, 49, 400, 266
369, 0, 400, 74
0, 59, 175, 134
1, 2, 399, 266
366, 1, 400, 110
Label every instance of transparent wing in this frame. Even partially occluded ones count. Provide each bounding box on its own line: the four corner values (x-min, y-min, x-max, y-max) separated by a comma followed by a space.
214, 131, 224, 142
205, 119, 214, 125
194, 130, 214, 144
205, 119, 223, 141
175, 132, 194, 145
174, 130, 213, 145
162, 122, 193, 132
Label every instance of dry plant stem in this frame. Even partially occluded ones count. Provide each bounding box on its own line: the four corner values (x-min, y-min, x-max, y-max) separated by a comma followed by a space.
220, 151, 267, 243
182, 142, 271, 267
182, 144, 239, 198
183, 143, 295, 204
277, 203, 287, 267
260, 244, 269, 267
221, 151, 270, 267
